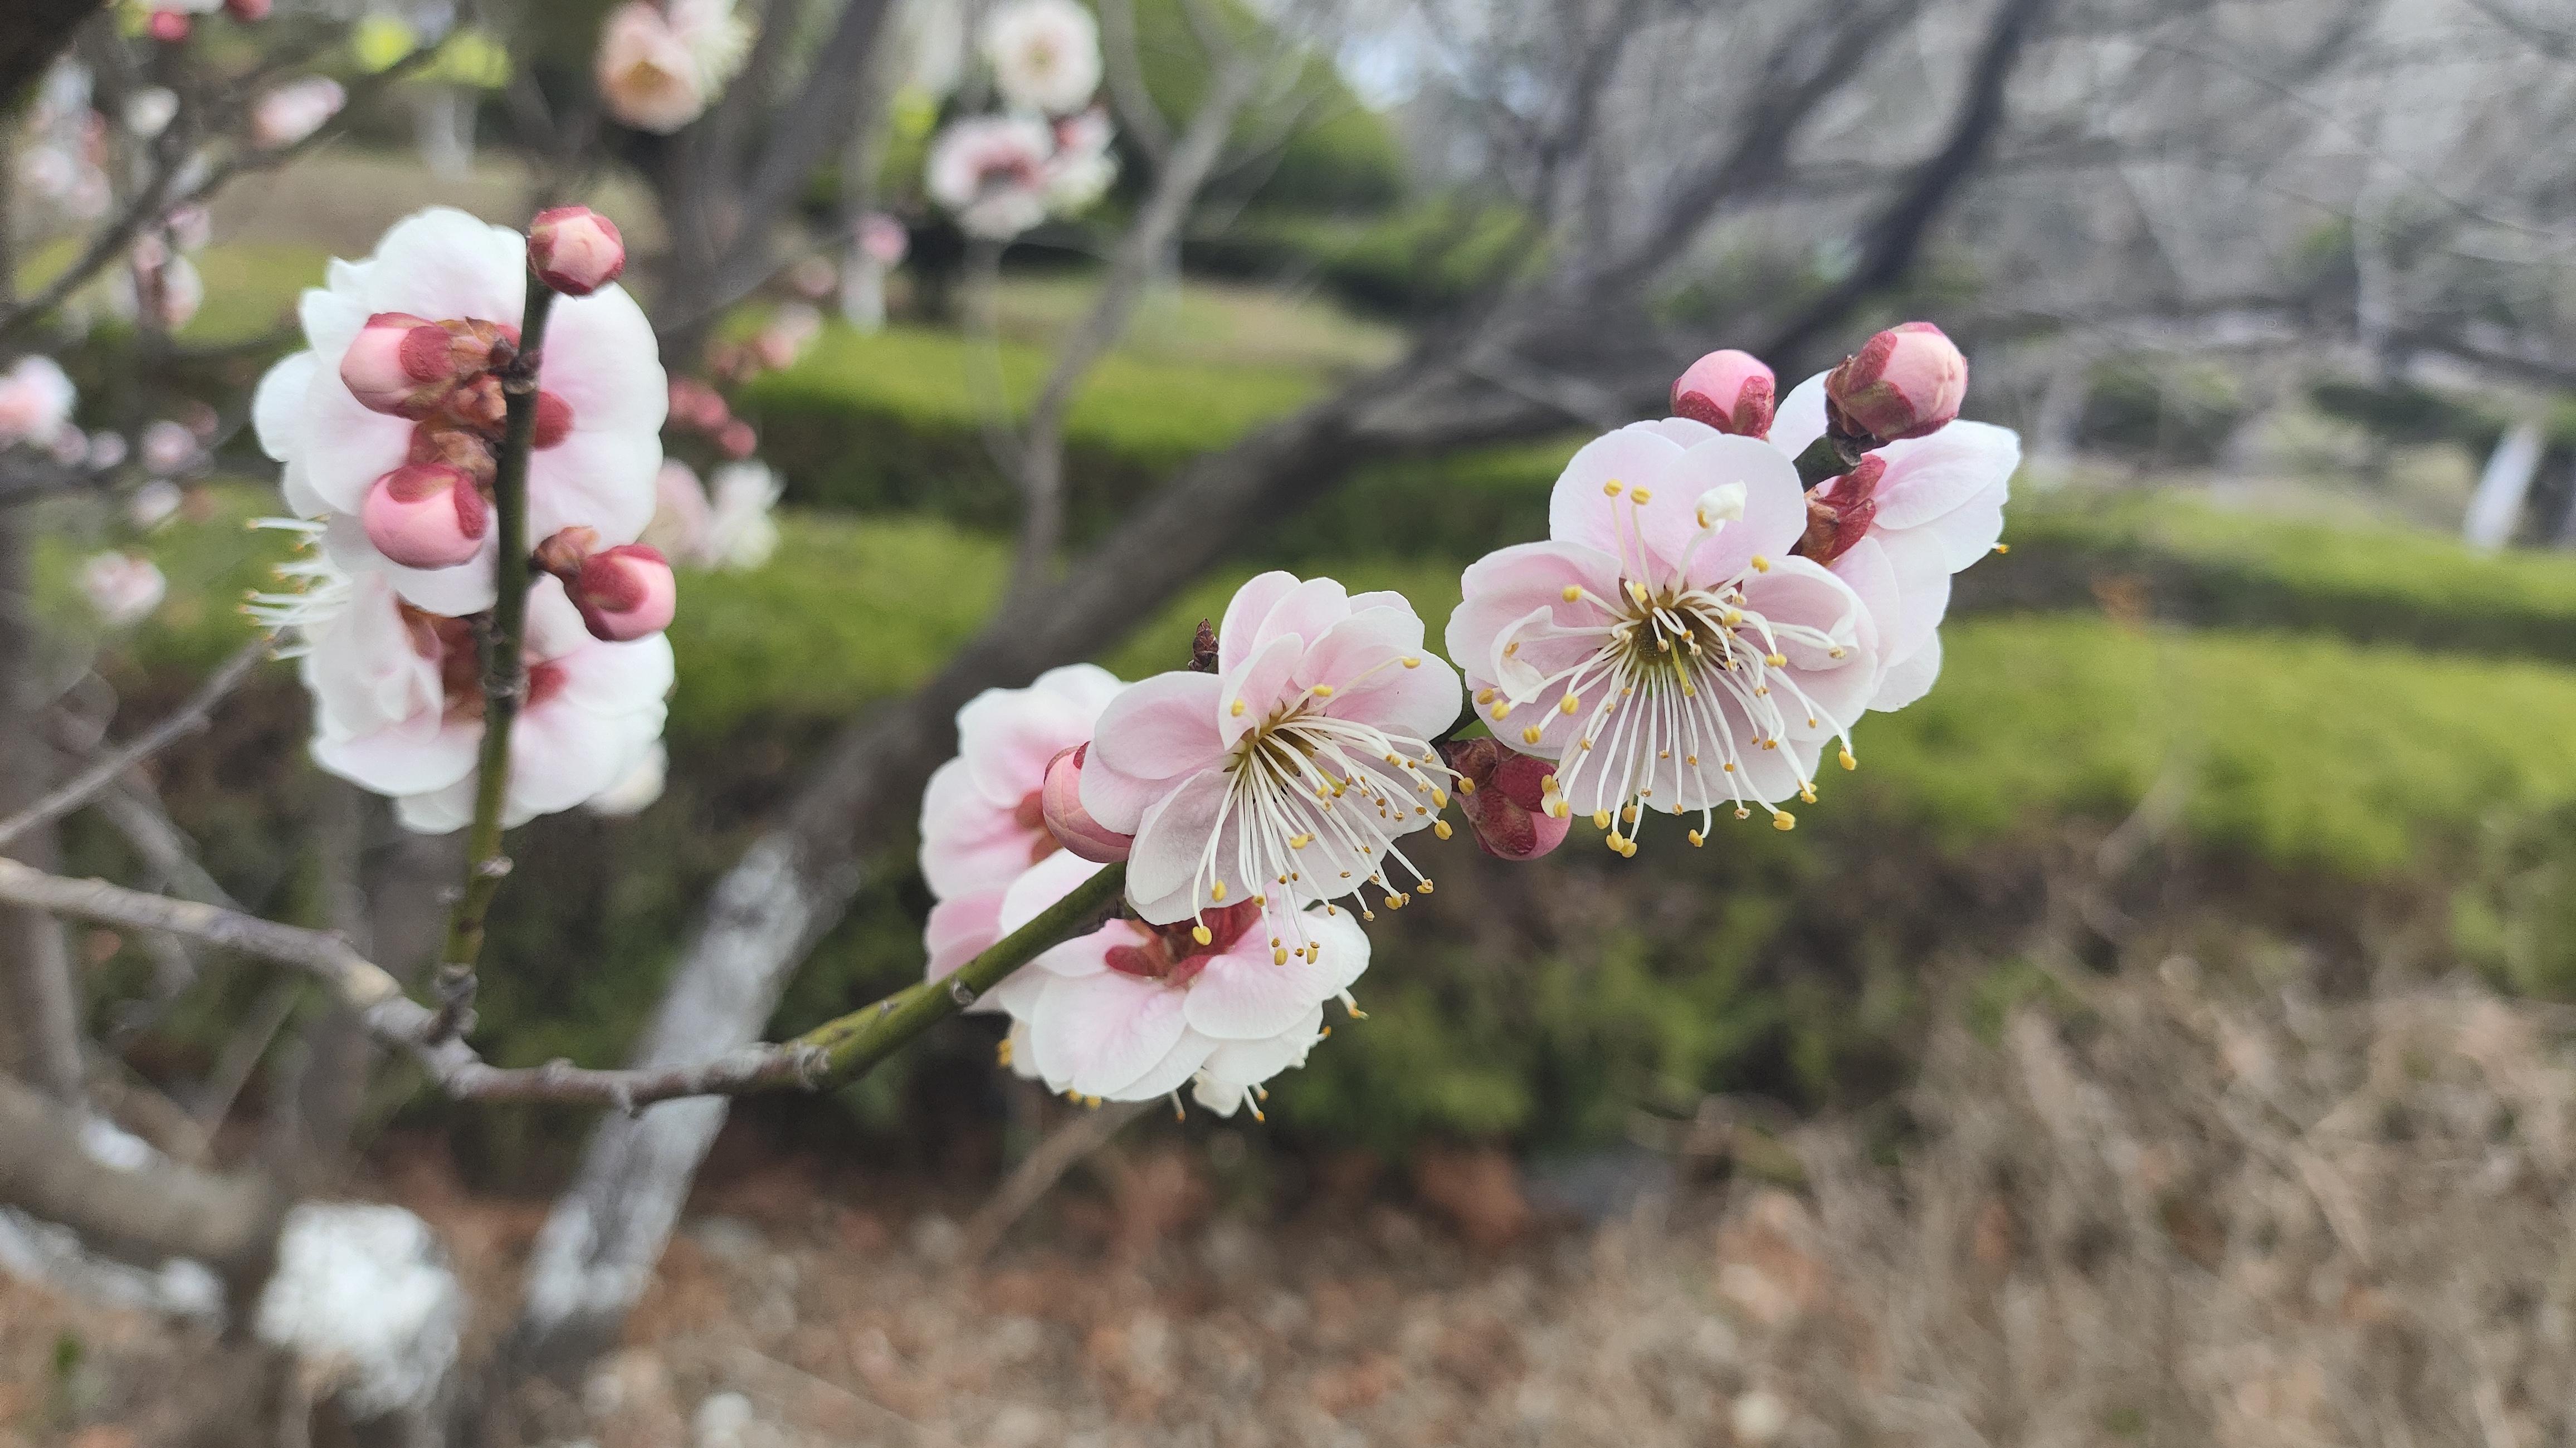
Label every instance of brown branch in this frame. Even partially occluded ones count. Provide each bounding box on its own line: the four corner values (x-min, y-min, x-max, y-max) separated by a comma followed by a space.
959, 1098, 1151, 1263
0, 0, 104, 104
0, 855, 1126, 1111
0, 638, 268, 852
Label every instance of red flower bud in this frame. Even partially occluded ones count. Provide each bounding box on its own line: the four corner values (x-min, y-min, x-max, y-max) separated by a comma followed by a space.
361, 463, 489, 569
145, 9, 191, 42
1794, 453, 1883, 565
568, 544, 676, 642
1040, 743, 1135, 863
1671, 349, 1777, 438
1824, 321, 1968, 443
528, 207, 627, 297
1438, 738, 1570, 862
223, 0, 271, 19
716, 419, 757, 459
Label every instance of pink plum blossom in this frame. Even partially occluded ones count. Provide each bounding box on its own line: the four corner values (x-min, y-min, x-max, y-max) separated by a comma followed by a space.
301, 570, 674, 833
1671, 349, 1775, 438
1080, 573, 1463, 943
1825, 321, 1969, 443
251, 76, 345, 149
980, 851, 1367, 1109
252, 207, 666, 615
982, 0, 1102, 115
1768, 370, 2017, 711
528, 207, 627, 296
1445, 423, 1881, 847
594, 0, 748, 134
857, 213, 909, 267
0, 356, 77, 450
919, 663, 1126, 909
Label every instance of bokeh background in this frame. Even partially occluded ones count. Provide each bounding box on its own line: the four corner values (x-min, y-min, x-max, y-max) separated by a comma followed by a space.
13, 0, 2576, 1444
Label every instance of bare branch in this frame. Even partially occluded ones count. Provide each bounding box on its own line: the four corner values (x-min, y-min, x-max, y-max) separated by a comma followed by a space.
959, 1098, 1151, 1263
1098, 0, 1174, 167
0, 638, 268, 852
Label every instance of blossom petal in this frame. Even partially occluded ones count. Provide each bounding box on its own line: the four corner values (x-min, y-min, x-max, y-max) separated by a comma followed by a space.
1183, 940, 1341, 1041
1217, 570, 1300, 673
1769, 370, 1831, 457
1218, 633, 1304, 747
1028, 971, 1191, 1098
1123, 768, 1235, 923
1087, 670, 1224, 784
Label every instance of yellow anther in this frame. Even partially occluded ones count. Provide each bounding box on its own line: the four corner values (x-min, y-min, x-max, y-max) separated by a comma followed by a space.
1995, 542, 2011, 554
1735, 806, 1752, 819
1838, 747, 1857, 771
1606, 833, 1626, 853
1290, 833, 1313, 849
1211, 880, 1228, 902
1687, 829, 1705, 848
1403, 656, 1422, 669
1619, 838, 1638, 858
1231, 699, 1247, 717
1417, 880, 1433, 894
1503, 641, 1520, 657
1457, 776, 1477, 795
1274, 947, 1289, 965
1765, 652, 1787, 668
1541, 773, 1558, 790
1621, 804, 1639, 824
997, 1038, 1014, 1066
1631, 487, 1652, 503
1593, 809, 1613, 829
1627, 579, 1649, 603
1772, 810, 1796, 831
1521, 725, 1544, 745
1685, 754, 1699, 766
1491, 702, 1511, 720
1798, 785, 1817, 804
1562, 585, 1582, 602
1559, 694, 1579, 715
1430, 788, 1448, 807
1750, 555, 1771, 573
1477, 687, 1497, 705
1192, 924, 1213, 945
1433, 819, 1453, 840
1311, 683, 1335, 697
1761, 738, 1778, 750
1385, 893, 1406, 909
1545, 799, 1569, 818
1603, 480, 1623, 496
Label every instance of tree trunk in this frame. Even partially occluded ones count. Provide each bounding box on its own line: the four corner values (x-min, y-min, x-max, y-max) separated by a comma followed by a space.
1, 505, 88, 1106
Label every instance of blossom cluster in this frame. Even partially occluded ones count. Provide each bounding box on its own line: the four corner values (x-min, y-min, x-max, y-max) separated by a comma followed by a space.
918, 323, 2016, 1117
251, 207, 679, 831
923, 0, 1118, 241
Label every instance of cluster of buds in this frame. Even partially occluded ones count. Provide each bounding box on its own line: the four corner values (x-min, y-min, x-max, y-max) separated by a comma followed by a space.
535, 528, 677, 643
667, 378, 758, 459
335, 208, 630, 573
1666, 321, 1973, 573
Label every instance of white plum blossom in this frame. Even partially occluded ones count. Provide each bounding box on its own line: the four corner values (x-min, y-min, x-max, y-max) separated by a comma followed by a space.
1445, 423, 1881, 848
926, 115, 1058, 239
704, 461, 782, 569
1080, 573, 1463, 952
300, 569, 673, 833
79, 552, 166, 627
1043, 109, 1118, 213
123, 87, 177, 139
982, 0, 1102, 115
1764, 371, 2017, 710
982, 850, 1365, 1113
252, 207, 667, 615
0, 356, 77, 450
588, 740, 669, 816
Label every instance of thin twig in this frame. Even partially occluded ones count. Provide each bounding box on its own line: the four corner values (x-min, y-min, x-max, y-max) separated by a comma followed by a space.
0, 856, 1128, 1109
0, 639, 267, 852
959, 1097, 1150, 1262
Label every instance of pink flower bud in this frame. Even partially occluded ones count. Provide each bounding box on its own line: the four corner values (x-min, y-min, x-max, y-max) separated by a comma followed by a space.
1437, 738, 1571, 862
1825, 321, 1968, 443
1794, 454, 1882, 565
340, 313, 502, 419
223, 0, 271, 19
528, 207, 627, 297
362, 463, 490, 569
1671, 349, 1776, 438
716, 419, 757, 459
569, 544, 676, 642
1040, 743, 1134, 863
146, 9, 191, 42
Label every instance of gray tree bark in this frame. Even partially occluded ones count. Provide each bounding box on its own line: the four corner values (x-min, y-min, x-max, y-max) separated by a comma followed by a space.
1, 505, 88, 1107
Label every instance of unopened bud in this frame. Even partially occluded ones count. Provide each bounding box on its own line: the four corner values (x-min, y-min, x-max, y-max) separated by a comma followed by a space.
716, 419, 757, 459
1041, 743, 1134, 863
223, 0, 271, 19
146, 8, 191, 42
362, 463, 489, 569
407, 423, 497, 487
1793, 453, 1882, 565
528, 207, 627, 297
533, 526, 602, 580
1825, 321, 1967, 443
567, 544, 676, 642
1437, 738, 1571, 862
340, 314, 508, 420
1672, 349, 1776, 438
